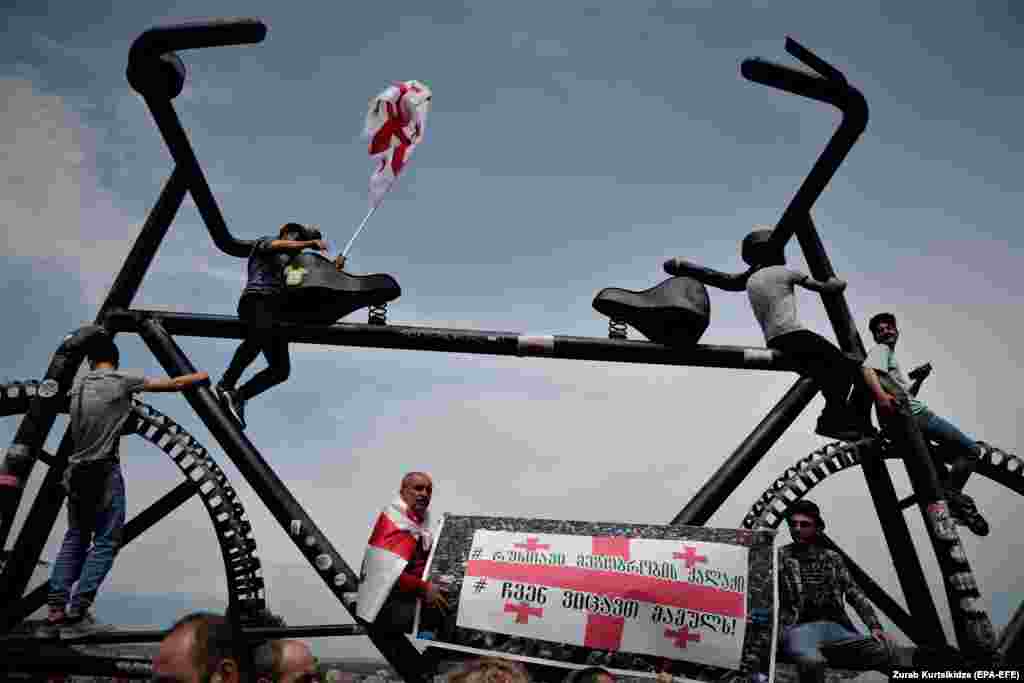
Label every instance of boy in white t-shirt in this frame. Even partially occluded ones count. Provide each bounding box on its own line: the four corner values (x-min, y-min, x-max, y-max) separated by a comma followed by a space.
742, 230, 868, 441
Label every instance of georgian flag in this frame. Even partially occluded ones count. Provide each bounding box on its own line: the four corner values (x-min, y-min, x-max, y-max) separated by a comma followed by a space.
364, 80, 432, 208
355, 497, 433, 623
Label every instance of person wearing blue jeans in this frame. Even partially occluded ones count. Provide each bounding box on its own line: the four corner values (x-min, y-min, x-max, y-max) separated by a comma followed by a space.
40, 332, 208, 638
779, 500, 912, 682
861, 312, 989, 535
47, 463, 126, 619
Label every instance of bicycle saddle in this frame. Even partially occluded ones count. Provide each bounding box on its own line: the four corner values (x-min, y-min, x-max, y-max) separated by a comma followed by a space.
592, 276, 710, 346
277, 252, 401, 324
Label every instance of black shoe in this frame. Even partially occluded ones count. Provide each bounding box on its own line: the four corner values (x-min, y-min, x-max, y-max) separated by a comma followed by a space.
814, 417, 864, 442
35, 616, 66, 639
216, 385, 246, 429
60, 610, 112, 639
947, 491, 990, 537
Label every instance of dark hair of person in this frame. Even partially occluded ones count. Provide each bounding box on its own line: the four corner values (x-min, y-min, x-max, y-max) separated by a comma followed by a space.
87, 336, 120, 369
168, 612, 237, 678
868, 312, 897, 336
279, 222, 303, 238
785, 499, 826, 531
252, 639, 285, 677
740, 229, 785, 268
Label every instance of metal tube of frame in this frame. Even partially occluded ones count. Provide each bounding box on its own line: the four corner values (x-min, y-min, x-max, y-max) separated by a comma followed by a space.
1, 480, 198, 627
998, 597, 1024, 668
141, 95, 251, 258
136, 318, 430, 682
671, 377, 817, 526
791, 211, 993, 653
792, 214, 951, 640
3, 167, 188, 585
858, 442, 946, 644
3, 167, 186, 554
0, 429, 75, 624
886, 412, 997, 656
242, 623, 367, 639
4, 649, 152, 679
97, 167, 190, 321
739, 39, 869, 255
104, 309, 802, 373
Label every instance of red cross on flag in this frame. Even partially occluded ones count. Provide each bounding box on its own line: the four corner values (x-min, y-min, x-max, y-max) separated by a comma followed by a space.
514, 536, 550, 552
456, 530, 751, 670
673, 545, 708, 569
505, 601, 544, 624
363, 80, 432, 208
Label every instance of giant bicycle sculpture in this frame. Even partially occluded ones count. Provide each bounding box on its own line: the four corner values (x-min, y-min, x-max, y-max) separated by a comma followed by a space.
0, 19, 1021, 681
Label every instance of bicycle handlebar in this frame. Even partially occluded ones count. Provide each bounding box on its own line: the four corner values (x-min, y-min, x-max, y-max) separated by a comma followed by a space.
127, 19, 267, 98
125, 19, 268, 259
740, 37, 868, 254
741, 58, 857, 111
129, 18, 266, 62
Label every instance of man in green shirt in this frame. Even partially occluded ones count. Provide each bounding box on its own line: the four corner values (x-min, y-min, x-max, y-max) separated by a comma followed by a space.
861, 312, 988, 535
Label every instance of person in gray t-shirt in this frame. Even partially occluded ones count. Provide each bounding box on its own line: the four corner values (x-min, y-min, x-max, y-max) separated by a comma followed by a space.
861, 312, 988, 536
43, 336, 209, 639
742, 229, 868, 441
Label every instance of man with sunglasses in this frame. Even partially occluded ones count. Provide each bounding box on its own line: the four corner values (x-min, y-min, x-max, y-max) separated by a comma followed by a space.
778, 500, 911, 682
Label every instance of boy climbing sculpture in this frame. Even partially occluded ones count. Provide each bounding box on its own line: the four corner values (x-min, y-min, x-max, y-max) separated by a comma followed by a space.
666, 227, 869, 441
40, 331, 208, 638
862, 312, 989, 535
215, 222, 330, 428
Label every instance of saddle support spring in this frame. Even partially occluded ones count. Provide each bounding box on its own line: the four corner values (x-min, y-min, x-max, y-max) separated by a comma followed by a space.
368, 303, 388, 326
608, 318, 628, 340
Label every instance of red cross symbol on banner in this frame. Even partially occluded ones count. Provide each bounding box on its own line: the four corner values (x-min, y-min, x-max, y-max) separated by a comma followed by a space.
673, 545, 707, 568
665, 626, 702, 648
514, 536, 550, 552
504, 601, 544, 624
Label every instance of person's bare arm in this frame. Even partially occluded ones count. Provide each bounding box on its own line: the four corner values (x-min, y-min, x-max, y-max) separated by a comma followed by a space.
796, 274, 846, 294
663, 258, 752, 292
268, 239, 328, 252
143, 371, 209, 393
861, 366, 898, 415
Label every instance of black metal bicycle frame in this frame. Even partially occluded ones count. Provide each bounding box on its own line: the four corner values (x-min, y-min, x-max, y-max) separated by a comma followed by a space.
0, 22, 983, 678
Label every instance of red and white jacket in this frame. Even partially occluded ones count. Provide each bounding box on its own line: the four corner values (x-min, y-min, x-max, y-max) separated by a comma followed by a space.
355, 497, 433, 622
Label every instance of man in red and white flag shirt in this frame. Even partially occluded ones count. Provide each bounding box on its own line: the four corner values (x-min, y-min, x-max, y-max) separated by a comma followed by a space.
356, 471, 448, 632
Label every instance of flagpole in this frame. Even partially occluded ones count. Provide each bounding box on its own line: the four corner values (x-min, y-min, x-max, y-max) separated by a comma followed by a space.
341, 203, 379, 260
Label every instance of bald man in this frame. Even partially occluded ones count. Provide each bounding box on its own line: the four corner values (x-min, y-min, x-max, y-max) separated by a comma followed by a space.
356, 471, 448, 633
255, 639, 318, 683
152, 612, 239, 683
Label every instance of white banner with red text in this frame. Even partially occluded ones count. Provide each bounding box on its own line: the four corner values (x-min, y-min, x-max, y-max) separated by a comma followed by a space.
413, 515, 776, 681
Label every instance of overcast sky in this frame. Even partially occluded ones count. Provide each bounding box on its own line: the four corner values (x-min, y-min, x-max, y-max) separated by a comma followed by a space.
2, 0, 1022, 662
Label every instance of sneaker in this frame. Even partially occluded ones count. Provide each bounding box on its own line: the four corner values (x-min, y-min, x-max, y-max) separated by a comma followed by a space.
216, 385, 246, 429
60, 610, 112, 639
35, 610, 66, 643
947, 491, 990, 537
